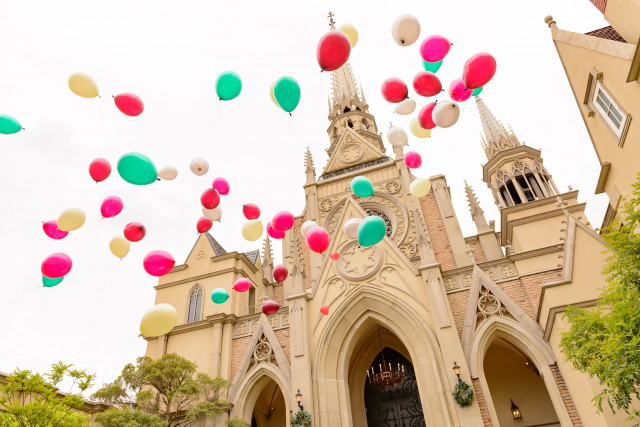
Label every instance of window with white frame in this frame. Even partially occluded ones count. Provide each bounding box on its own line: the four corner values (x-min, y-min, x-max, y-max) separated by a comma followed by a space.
593, 81, 626, 137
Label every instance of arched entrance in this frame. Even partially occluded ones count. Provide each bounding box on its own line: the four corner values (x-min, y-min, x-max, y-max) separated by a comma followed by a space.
249, 378, 286, 427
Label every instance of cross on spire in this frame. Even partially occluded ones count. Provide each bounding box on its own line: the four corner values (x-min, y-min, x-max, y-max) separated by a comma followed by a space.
327, 11, 336, 30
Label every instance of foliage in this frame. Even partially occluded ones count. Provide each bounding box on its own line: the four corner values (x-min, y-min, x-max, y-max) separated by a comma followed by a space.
290, 409, 312, 427
0, 361, 94, 427
92, 353, 232, 427
95, 408, 167, 427
225, 417, 250, 427
452, 380, 474, 407
560, 175, 640, 424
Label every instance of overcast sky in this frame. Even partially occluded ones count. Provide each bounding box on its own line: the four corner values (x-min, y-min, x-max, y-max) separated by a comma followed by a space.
0, 0, 607, 392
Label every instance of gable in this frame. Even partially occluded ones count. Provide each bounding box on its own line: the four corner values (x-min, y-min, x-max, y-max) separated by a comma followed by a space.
322, 128, 388, 175
184, 232, 227, 265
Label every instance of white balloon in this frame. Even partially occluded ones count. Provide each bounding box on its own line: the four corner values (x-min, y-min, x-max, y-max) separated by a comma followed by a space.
394, 98, 416, 115
190, 157, 209, 176
432, 101, 460, 128
301, 220, 318, 237
386, 126, 408, 147
410, 178, 432, 198
202, 206, 222, 221
158, 165, 178, 180
343, 218, 362, 239
391, 14, 421, 47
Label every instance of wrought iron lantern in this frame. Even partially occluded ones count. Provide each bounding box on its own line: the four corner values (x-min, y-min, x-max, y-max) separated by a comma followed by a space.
295, 389, 303, 410
511, 399, 522, 420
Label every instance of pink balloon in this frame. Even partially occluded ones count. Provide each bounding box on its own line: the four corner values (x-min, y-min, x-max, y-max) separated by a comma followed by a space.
273, 264, 288, 283
233, 278, 252, 293
462, 52, 497, 89
420, 35, 451, 62
448, 78, 473, 102
320, 305, 330, 315
124, 222, 146, 242
201, 188, 220, 209
89, 158, 111, 182
306, 226, 330, 253
262, 300, 280, 316
114, 93, 144, 116
267, 222, 286, 239
417, 102, 438, 130
143, 250, 175, 277
317, 31, 351, 72
197, 216, 213, 233
212, 177, 230, 195
272, 211, 295, 232
404, 151, 422, 169
381, 78, 408, 103
100, 196, 123, 218
42, 220, 68, 240
413, 72, 442, 97
242, 203, 261, 220
41, 252, 72, 278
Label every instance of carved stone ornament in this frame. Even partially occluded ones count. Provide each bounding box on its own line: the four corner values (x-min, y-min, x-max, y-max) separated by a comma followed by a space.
337, 240, 382, 281
319, 198, 334, 212
195, 250, 206, 260
339, 143, 365, 164
384, 181, 401, 194
476, 288, 509, 328
398, 242, 416, 259
249, 334, 277, 368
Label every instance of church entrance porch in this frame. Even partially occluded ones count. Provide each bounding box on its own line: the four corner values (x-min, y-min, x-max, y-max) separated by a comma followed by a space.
248, 377, 286, 427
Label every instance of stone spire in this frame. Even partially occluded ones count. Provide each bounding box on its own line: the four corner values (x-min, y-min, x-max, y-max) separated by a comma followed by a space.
261, 236, 274, 280
465, 180, 490, 232
476, 97, 520, 160
329, 62, 364, 117
305, 147, 316, 184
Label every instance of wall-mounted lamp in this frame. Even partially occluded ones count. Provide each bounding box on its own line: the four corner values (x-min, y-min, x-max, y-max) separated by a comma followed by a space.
452, 361, 461, 382
511, 399, 522, 421
295, 389, 303, 411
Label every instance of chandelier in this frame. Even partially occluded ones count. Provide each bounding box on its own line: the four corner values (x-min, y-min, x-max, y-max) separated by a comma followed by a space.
367, 326, 405, 387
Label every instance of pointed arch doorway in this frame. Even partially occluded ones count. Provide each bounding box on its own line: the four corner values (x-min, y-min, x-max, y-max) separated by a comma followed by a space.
249, 377, 286, 427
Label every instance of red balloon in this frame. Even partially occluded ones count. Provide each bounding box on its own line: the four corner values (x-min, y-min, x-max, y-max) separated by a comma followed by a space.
242, 203, 261, 220
329, 252, 340, 261
114, 93, 144, 116
306, 226, 330, 253
273, 264, 288, 283
100, 196, 123, 218
233, 278, 252, 293
41, 252, 72, 278
201, 188, 220, 209
42, 220, 68, 240
267, 222, 285, 239
448, 78, 473, 102
404, 151, 422, 168
381, 78, 408, 103
413, 72, 442, 97
124, 222, 146, 242
418, 102, 438, 130
462, 53, 497, 90
320, 305, 330, 315
89, 158, 111, 182
262, 300, 280, 316
272, 211, 295, 232
143, 250, 175, 276
212, 177, 230, 195
317, 31, 351, 72
197, 216, 213, 233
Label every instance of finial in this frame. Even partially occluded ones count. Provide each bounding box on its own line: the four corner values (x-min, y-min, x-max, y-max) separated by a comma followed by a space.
465, 244, 477, 265
544, 15, 556, 27
327, 11, 336, 30
389, 122, 393, 129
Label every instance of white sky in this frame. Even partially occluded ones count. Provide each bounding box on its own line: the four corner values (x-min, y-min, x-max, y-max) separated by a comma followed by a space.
0, 0, 607, 393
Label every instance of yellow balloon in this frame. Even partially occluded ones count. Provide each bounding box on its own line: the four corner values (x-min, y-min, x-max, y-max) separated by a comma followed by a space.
109, 236, 130, 259
68, 73, 99, 98
140, 303, 178, 337
270, 82, 280, 108
242, 220, 263, 241
339, 24, 358, 48
410, 117, 432, 138
57, 208, 86, 231
410, 178, 432, 198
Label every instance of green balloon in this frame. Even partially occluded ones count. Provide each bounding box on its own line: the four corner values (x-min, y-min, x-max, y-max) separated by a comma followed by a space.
351, 176, 374, 197
0, 115, 22, 135
273, 76, 301, 113
215, 71, 242, 101
211, 288, 229, 304
422, 59, 443, 73
117, 152, 158, 185
358, 216, 387, 247
472, 86, 483, 96
43, 275, 64, 287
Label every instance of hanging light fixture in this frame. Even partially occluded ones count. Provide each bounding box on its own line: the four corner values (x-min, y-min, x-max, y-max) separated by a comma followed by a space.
511, 399, 523, 421
366, 326, 405, 387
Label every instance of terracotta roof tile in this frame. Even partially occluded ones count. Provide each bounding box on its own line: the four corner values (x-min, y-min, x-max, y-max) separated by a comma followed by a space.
585, 26, 626, 43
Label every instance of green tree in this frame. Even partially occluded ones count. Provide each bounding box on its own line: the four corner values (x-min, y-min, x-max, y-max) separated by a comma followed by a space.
560, 176, 640, 424
94, 408, 167, 427
225, 417, 250, 427
0, 362, 95, 427
92, 353, 232, 427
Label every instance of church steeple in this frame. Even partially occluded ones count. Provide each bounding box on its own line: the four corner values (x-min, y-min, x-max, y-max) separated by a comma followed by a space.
328, 62, 366, 119
476, 97, 521, 160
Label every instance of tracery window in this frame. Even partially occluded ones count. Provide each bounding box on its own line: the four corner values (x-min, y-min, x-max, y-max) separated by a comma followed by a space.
187, 286, 203, 323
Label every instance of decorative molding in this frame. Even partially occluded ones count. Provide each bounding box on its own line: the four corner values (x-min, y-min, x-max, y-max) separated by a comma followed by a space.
551, 25, 636, 60
506, 244, 564, 261
154, 267, 250, 290
233, 308, 289, 338
543, 299, 600, 341
442, 260, 518, 293
336, 241, 382, 281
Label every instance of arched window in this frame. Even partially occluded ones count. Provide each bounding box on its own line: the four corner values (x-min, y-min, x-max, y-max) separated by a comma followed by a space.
362, 118, 370, 131
187, 286, 203, 323
343, 107, 351, 113
347, 120, 354, 129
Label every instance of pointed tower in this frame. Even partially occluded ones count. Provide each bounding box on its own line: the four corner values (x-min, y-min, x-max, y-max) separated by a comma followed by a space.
465, 180, 503, 261
261, 236, 274, 282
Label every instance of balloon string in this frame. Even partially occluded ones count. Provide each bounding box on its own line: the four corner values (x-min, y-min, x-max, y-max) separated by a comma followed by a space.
402, 48, 422, 73
99, 333, 140, 379
157, 181, 184, 218
287, 116, 304, 155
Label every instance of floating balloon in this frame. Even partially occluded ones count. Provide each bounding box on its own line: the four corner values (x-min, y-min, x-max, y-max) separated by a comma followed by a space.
472, 86, 483, 96
301, 220, 318, 237
201, 188, 221, 209
114, 93, 144, 116
190, 157, 209, 176
143, 250, 175, 276
89, 158, 111, 182
391, 14, 420, 46
0, 115, 22, 135
417, 102, 437, 130
272, 211, 295, 232
242, 220, 263, 241
42, 220, 68, 240
140, 303, 177, 337
381, 78, 408, 103
68, 73, 98, 98
449, 78, 473, 102
413, 72, 442, 97
212, 177, 230, 195
242, 203, 260, 220
262, 300, 280, 316
233, 278, 252, 293
197, 216, 213, 233
317, 31, 351, 71
462, 53, 497, 89
42, 275, 64, 288
351, 176, 374, 197
273, 264, 288, 283
329, 252, 340, 261
420, 35, 451, 62
269, 82, 280, 108
101, 196, 123, 218
386, 126, 408, 147
432, 101, 460, 128
211, 288, 230, 304
357, 216, 386, 247
422, 59, 443, 73
124, 222, 146, 242
404, 151, 422, 168
343, 218, 362, 239
306, 226, 330, 253
394, 98, 416, 115
117, 152, 157, 185
410, 117, 432, 138
338, 24, 358, 48
202, 206, 222, 222
273, 76, 301, 113
410, 178, 432, 198
215, 71, 242, 101
58, 208, 86, 232
109, 236, 130, 259
41, 253, 72, 278
267, 222, 285, 239
158, 166, 178, 181
320, 305, 330, 315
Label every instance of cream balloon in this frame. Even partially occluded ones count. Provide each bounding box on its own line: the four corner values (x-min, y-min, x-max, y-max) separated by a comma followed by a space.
432, 101, 460, 128
391, 14, 420, 47
109, 235, 130, 259
140, 303, 178, 337
386, 126, 408, 147
339, 23, 359, 48
301, 220, 318, 237
410, 178, 432, 198
202, 206, 222, 222
68, 73, 99, 98
269, 81, 280, 108
158, 165, 178, 180
343, 218, 362, 239
394, 98, 416, 115
242, 220, 263, 241
410, 117, 432, 138
190, 157, 209, 176
57, 208, 86, 231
